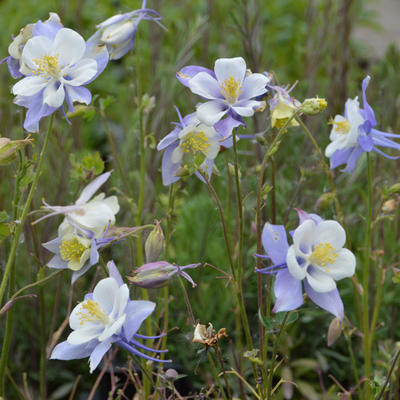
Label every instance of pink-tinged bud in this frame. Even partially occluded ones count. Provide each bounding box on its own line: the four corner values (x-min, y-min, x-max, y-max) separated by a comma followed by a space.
127, 261, 200, 289
128, 261, 176, 289
145, 222, 165, 262
327, 317, 342, 346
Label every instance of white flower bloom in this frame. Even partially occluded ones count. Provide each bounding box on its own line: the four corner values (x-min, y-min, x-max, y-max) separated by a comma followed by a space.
170, 122, 220, 165
286, 220, 356, 293
325, 97, 365, 158
12, 28, 98, 108
67, 277, 129, 345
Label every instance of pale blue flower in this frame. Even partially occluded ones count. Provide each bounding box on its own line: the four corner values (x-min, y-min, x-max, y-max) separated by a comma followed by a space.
325, 76, 400, 173
51, 261, 170, 372
257, 210, 355, 320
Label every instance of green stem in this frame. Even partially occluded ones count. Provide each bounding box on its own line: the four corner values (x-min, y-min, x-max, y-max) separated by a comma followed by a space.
207, 351, 228, 400
0, 114, 54, 397
38, 267, 47, 400
376, 348, 400, 400
344, 329, 362, 399
363, 152, 373, 397
216, 344, 232, 400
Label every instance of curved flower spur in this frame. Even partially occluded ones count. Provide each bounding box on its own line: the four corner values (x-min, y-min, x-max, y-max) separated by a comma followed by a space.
51, 261, 171, 372
256, 209, 356, 320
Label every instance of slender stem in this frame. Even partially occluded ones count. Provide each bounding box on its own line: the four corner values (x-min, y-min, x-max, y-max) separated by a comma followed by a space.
0, 114, 54, 396
363, 152, 373, 397
207, 351, 228, 400
38, 267, 47, 400
0, 114, 54, 306
177, 277, 195, 325
216, 344, 232, 400
369, 263, 383, 350
344, 329, 362, 399
376, 348, 400, 400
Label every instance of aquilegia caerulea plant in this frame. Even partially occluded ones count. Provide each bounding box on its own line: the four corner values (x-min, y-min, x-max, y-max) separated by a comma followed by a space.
51, 261, 170, 372
257, 209, 356, 320
325, 76, 400, 173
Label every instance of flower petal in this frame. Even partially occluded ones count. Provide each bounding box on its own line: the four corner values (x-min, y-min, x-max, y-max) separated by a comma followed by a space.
51, 340, 97, 361
273, 269, 303, 313
107, 260, 124, 286
177, 65, 215, 87
161, 143, 181, 186
286, 245, 307, 280
293, 219, 316, 254
12, 76, 48, 97
214, 57, 246, 86
314, 220, 346, 249
327, 248, 356, 280
43, 81, 65, 108
93, 277, 119, 314
231, 100, 261, 117
64, 58, 98, 86
239, 73, 269, 101
262, 223, 289, 265
76, 171, 111, 205
188, 72, 223, 100
306, 266, 336, 293
67, 325, 104, 345
89, 340, 112, 373
304, 281, 344, 320
196, 100, 229, 125
52, 28, 86, 66
21, 36, 53, 70
123, 300, 155, 341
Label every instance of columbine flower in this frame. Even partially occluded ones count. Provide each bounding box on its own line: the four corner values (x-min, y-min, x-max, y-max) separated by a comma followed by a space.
35, 171, 119, 236
88, 0, 165, 60
177, 57, 270, 126
325, 76, 400, 173
0, 136, 32, 165
51, 261, 170, 372
7, 17, 108, 132
157, 108, 223, 186
42, 220, 116, 283
269, 84, 301, 131
127, 261, 200, 289
257, 209, 356, 320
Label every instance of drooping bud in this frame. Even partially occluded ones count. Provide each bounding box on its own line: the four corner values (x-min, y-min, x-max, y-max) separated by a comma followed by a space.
301, 97, 327, 115
145, 221, 165, 262
127, 261, 200, 289
270, 93, 300, 131
327, 317, 342, 346
0, 137, 33, 166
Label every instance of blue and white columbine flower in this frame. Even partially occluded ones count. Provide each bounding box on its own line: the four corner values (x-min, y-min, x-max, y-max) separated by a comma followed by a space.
157, 108, 223, 186
88, 0, 164, 60
257, 210, 356, 320
177, 57, 270, 126
35, 171, 119, 236
325, 76, 400, 173
42, 220, 115, 283
7, 18, 108, 132
51, 261, 170, 372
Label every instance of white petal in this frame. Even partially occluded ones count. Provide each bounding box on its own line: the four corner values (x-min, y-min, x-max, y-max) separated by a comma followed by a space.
293, 219, 316, 255
109, 284, 129, 320
12, 76, 47, 97
314, 220, 346, 249
214, 57, 246, 85
306, 267, 337, 293
67, 326, 103, 345
93, 277, 119, 314
102, 196, 120, 215
327, 248, 356, 280
98, 315, 126, 341
64, 58, 97, 86
43, 81, 65, 108
188, 72, 222, 100
52, 28, 86, 66
76, 171, 110, 205
286, 245, 307, 280
231, 100, 261, 116
171, 146, 183, 164
239, 73, 269, 100
21, 36, 53, 70
206, 140, 220, 160
196, 100, 229, 125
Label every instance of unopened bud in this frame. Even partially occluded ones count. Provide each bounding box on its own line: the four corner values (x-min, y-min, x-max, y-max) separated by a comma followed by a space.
316, 192, 335, 211
145, 222, 165, 262
301, 97, 327, 115
388, 183, 400, 195
127, 261, 176, 289
382, 198, 399, 214
0, 137, 33, 166
327, 317, 342, 346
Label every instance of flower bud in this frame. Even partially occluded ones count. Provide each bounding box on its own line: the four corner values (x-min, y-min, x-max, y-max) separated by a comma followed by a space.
145, 222, 165, 262
301, 97, 327, 115
0, 137, 33, 166
316, 192, 335, 211
270, 94, 300, 131
327, 317, 342, 346
127, 261, 177, 289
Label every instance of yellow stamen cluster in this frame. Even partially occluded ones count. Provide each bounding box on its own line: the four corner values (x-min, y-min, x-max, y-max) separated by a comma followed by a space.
221, 76, 242, 104
59, 238, 86, 262
329, 117, 351, 134
32, 54, 61, 78
309, 242, 338, 268
180, 131, 210, 154
76, 300, 110, 325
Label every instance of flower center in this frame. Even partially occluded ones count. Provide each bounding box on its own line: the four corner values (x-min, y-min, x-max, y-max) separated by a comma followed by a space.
309, 242, 338, 268
77, 300, 110, 325
59, 238, 87, 262
221, 76, 242, 104
32, 54, 62, 78
180, 131, 210, 154
330, 117, 351, 134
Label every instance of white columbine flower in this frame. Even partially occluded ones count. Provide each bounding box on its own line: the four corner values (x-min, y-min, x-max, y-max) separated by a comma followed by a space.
12, 27, 98, 109
286, 219, 356, 293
